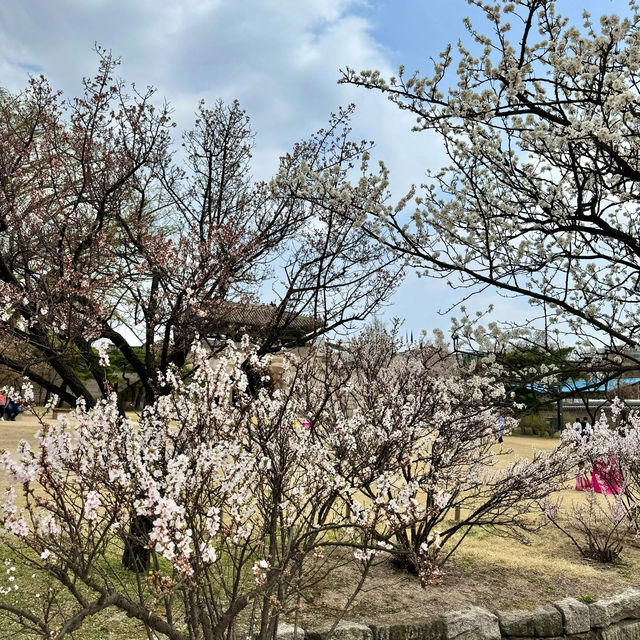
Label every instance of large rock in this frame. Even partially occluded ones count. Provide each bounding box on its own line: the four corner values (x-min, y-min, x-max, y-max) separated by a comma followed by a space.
507, 635, 595, 640
599, 619, 640, 640
369, 620, 443, 640
277, 623, 306, 640
554, 597, 591, 635
589, 589, 640, 628
442, 607, 500, 640
306, 621, 373, 640
497, 604, 562, 637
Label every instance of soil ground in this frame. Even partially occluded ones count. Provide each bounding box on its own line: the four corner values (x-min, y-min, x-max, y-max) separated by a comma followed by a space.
301, 520, 640, 628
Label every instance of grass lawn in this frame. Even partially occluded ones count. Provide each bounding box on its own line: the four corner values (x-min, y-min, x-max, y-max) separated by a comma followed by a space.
0, 414, 637, 636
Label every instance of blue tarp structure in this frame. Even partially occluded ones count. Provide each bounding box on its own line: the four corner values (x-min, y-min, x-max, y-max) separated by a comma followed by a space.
560, 378, 640, 393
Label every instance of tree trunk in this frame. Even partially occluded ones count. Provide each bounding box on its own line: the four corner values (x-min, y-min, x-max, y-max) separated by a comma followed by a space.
121, 514, 153, 572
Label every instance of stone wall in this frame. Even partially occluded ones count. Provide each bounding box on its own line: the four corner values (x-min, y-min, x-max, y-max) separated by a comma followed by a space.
290, 588, 640, 640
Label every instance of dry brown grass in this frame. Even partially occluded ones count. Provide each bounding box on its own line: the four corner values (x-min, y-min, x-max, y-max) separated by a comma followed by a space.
0, 408, 143, 494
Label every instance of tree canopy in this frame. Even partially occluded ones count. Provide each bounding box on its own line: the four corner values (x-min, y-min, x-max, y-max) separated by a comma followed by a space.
0, 50, 399, 408
342, 0, 640, 377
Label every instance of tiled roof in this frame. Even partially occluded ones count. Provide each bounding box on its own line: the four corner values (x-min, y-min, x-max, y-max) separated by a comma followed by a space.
209, 301, 322, 337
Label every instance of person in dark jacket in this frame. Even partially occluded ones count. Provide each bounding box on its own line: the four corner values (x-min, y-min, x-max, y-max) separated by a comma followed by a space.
6, 399, 20, 421
580, 416, 591, 440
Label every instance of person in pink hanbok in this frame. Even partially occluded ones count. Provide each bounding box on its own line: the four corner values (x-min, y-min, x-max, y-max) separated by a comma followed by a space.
575, 462, 593, 491
591, 457, 622, 495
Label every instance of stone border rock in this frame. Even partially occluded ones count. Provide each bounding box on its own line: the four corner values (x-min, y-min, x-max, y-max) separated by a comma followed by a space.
283, 587, 640, 640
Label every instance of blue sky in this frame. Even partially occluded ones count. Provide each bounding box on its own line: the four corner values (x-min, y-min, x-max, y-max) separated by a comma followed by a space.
0, 0, 632, 340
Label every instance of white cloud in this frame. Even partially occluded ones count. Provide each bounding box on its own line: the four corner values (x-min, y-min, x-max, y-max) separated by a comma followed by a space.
0, 0, 441, 178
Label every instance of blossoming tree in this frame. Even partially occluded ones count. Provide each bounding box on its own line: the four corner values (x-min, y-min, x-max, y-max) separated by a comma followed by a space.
543, 400, 640, 561
0, 341, 379, 639
0, 49, 398, 409
0, 333, 571, 638
321, 326, 573, 582
341, 0, 640, 375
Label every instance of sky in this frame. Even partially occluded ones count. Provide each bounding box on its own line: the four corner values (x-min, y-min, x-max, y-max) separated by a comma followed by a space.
0, 0, 632, 340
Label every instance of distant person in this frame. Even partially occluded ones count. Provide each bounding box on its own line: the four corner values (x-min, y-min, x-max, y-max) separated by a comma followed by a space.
580, 416, 591, 440
497, 417, 505, 444
575, 461, 592, 491
0, 391, 7, 421
592, 457, 622, 495
618, 410, 629, 437
6, 399, 20, 421
573, 415, 593, 491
